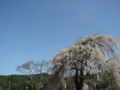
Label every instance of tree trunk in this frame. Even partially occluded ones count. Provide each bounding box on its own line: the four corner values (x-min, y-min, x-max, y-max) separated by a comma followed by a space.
79, 65, 84, 90
79, 77, 84, 90
31, 79, 33, 90
74, 69, 81, 90
43, 82, 46, 90
74, 66, 85, 90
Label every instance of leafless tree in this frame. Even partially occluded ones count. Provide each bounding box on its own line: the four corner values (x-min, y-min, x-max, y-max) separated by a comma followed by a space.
49, 35, 120, 90
32, 60, 49, 90
16, 60, 34, 90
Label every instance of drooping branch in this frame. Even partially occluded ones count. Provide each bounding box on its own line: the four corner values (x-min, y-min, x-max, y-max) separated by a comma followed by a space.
49, 35, 120, 90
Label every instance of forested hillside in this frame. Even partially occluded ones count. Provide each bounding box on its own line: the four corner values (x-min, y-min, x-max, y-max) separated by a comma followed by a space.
0, 73, 49, 90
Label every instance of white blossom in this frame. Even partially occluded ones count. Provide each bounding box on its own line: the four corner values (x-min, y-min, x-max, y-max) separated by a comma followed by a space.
49, 35, 120, 90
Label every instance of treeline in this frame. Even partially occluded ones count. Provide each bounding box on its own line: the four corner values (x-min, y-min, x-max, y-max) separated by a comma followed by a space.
0, 72, 116, 90
0, 73, 49, 90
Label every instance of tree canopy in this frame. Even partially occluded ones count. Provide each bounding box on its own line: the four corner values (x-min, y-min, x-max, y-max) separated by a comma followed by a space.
49, 35, 120, 90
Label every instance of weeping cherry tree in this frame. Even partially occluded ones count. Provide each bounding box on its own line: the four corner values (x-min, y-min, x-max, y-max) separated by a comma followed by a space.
49, 35, 120, 90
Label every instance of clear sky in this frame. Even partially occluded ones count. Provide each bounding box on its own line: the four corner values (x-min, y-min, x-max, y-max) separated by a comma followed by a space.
0, 0, 120, 75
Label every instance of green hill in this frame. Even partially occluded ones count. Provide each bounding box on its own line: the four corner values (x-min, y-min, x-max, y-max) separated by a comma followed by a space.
0, 73, 49, 90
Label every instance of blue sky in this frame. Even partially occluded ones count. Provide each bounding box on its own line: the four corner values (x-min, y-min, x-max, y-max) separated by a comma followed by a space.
0, 0, 120, 75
